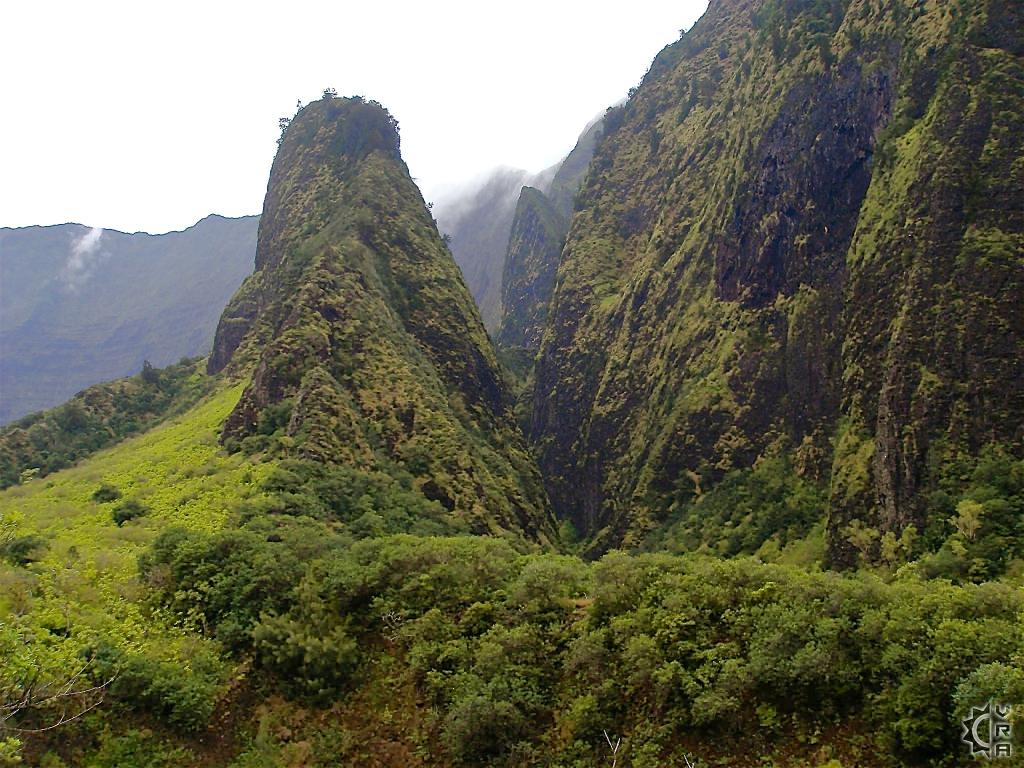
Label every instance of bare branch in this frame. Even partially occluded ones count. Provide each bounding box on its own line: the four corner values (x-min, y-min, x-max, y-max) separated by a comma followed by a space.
603, 729, 622, 768
0, 660, 116, 733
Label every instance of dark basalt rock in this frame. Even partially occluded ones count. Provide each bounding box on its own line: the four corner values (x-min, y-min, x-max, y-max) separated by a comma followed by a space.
529, 0, 1024, 559
715, 54, 893, 306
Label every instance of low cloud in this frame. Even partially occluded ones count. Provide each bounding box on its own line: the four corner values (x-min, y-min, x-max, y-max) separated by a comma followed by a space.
432, 167, 535, 231
61, 226, 105, 290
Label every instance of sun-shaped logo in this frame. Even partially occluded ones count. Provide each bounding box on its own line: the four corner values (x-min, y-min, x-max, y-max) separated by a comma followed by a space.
962, 700, 1014, 759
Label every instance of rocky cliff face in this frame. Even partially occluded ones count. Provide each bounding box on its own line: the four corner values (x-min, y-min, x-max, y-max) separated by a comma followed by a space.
436, 120, 602, 338
497, 188, 567, 349
497, 120, 602, 349
209, 96, 554, 541
529, 0, 1023, 558
433, 169, 538, 332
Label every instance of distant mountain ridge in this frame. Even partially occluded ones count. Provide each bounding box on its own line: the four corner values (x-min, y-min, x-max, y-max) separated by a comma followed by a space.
434, 117, 602, 336
498, 118, 602, 349
0, 214, 257, 424
433, 168, 544, 332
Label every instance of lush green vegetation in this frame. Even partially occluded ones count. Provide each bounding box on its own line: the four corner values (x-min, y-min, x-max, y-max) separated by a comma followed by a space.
0, 358, 215, 489
645, 445, 1024, 581
4, 382, 1020, 766
497, 187, 567, 350
209, 96, 554, 543
1, 4, 1020, 764
646, 454, 827, 559
530, 0, 1024, 570
914, 446, 1024, 583
0, 385, 271, 766
140, 522, 1024, 766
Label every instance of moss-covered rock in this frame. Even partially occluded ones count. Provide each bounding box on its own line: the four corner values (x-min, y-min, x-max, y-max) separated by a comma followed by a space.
497, 187, 567, 350
529, 0, 1023, 560
209, 96, 556, 542
496, 119, 602, 352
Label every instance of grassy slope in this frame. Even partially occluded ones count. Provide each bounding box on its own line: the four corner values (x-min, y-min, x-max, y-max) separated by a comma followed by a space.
0, 358, 216, 488
0, 385, 273, 764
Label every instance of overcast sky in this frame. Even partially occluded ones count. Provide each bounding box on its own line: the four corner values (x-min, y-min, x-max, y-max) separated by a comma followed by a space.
1, 0, 709, 234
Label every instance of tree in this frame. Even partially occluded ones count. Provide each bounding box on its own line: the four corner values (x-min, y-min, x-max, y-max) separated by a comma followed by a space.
140, 360, 160, 387
953, 499, 984, 541
844, 519, 879, 563
277, 116, 291, 147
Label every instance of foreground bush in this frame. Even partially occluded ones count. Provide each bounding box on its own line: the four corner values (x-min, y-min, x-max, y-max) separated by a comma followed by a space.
142, 525, 1024, 766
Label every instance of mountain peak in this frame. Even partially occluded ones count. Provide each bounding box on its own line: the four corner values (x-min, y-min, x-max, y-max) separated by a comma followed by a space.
207, 94, 554, 540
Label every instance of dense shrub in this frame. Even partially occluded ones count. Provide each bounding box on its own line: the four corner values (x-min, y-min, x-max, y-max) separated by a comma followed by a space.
92, 483, 122, 503
143, 521, 1024, 765
112, 499, 149, 526
141, 526, 312, 651
917, 447, 1024, 581
133, 442, 1024, 765
84, 729, 193, 768
0, 534, 47, 565
94, 645, 224, 732
252, 613, 359, 701
650, 454, 825, 556
259, 459, 461, 536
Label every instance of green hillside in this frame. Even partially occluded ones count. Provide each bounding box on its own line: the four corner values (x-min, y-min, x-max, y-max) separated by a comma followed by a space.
0, 358, 214, 489
1, 388, 1021, 765
497, 187, 567, 350
1, 0, 1021, 764
0, 384, 273, 765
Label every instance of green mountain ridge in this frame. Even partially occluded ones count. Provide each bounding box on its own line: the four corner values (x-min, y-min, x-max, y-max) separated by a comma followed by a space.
434, 168, 540, 332
529, 0, 1024, 565
435, 117, 602, 337
207, 96, 554, 541
0, 357, 214, 488
497, 118, 602, 350
496, 187, 568, 350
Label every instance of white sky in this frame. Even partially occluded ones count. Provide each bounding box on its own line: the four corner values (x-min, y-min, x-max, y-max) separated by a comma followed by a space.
1, 0, 709, 235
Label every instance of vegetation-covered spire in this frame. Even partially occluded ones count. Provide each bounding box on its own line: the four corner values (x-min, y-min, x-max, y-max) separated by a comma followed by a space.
208, 94, 555, 540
